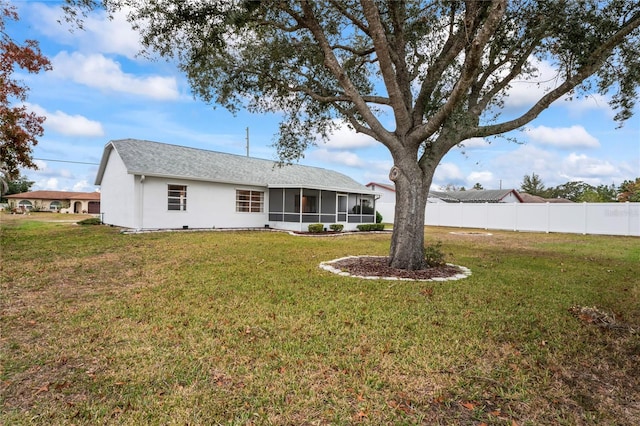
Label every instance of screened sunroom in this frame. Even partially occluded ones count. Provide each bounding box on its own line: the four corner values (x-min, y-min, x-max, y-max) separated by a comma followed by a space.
268, 187, 377, 231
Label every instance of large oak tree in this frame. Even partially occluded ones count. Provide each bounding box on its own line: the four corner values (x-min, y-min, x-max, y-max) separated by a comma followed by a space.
0, 1, 51, 191
66, 0, 640, 269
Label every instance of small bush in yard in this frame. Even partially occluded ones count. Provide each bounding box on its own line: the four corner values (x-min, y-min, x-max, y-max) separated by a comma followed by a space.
376, 211, 383, 223
329, 224, 343, 232
424, 240, 446, 267
356, 224, 385, 231
308, 223, 324, 233
77, 217, 102, 225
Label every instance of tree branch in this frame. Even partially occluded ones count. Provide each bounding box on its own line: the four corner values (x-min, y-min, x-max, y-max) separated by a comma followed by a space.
412, 3, 468, 123
295, 1, 399, 151
360, 0, 412, 133
412, 0, 507, 146
470, 42, 539, 115
469, 10, 640, 139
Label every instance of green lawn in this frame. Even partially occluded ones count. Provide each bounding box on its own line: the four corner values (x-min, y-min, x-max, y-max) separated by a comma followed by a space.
1, 213, 639, 425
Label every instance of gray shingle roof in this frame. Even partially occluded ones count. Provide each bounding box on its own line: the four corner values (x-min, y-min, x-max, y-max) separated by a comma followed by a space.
95, 139, 373, 193
429, 189, 522, 203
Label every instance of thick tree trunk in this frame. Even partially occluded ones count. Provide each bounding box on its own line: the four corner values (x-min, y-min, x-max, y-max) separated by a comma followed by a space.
388, 160, 431, 270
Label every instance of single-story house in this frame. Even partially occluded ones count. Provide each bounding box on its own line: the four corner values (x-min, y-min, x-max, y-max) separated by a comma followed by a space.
4, 190, 101, 213
95, 139, 378, 231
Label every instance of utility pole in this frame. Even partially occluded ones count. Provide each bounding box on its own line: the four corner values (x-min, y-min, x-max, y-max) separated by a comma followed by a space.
246, 127, 249, 157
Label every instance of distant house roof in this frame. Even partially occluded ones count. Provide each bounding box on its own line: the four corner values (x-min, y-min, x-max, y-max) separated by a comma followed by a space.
5, 191, 100, 201
432, 189, 524, 203
426, 190, 465, 203
519, 193, 574, 203
365, 182, 395, 192
365, 183, 522, 203
96, 139, 373, 194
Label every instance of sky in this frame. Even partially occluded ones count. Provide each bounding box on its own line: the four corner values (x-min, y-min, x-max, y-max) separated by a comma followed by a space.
8, 1, 640, 194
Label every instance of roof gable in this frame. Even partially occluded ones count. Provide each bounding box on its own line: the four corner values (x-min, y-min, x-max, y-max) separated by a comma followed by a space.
366, 182, 395, 192
95, 139, 372, 193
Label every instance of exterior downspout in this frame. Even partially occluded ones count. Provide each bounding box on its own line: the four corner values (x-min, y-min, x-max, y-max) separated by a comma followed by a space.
138, 175, 145, 231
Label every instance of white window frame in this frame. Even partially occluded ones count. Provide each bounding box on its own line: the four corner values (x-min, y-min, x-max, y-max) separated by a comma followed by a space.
168, 185, 187, 211
236, 189, 264, 213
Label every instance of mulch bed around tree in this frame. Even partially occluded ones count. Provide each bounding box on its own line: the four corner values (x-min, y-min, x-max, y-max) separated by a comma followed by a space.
324, 256, 469, 281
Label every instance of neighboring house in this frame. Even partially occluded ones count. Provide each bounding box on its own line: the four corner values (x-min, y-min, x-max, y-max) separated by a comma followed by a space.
4, 190, 100, 213
429, 189, 524, 203
519, 193, 573, 203
365, 182, 395, 203
366, 182, 523, 223
365, 183, 522, 204
95, 139, 377, 231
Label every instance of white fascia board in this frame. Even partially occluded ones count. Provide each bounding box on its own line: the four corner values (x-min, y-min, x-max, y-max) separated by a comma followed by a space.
267, 183, 377, 195
128, 171, 267, 188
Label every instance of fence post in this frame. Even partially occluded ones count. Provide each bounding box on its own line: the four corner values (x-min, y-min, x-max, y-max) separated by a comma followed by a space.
627, 201, 631, 237
583, 202, 588, 235
485, 202, 489, 230
546, 202, 550, 233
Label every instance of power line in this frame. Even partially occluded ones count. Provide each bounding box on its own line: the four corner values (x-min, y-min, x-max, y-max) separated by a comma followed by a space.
34, 158, 100, 166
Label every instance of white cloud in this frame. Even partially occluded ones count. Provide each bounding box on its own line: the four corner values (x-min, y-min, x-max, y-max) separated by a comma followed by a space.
73, 180, 94, 192
320, 122, 378, 149
433, 162, 464, 185
51, 51, 180, 100
561, 153, 621, 182
36, 178, 60, 190
487, 144, 634, 188
524, 125, 600, 149
490, 145, 562, 188
495, 58, 615, 119
33, 159, 48, 170
26, 104, 104, 137
503, 59, 561, 109
467, 171, 494, 186
361, 159, 394, 184
28, 3, 143, 60
562, 93, 614, 117
309, 148, 365, 167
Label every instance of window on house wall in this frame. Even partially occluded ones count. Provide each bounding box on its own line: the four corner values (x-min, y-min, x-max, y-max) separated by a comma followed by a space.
50, 200, 62, 211
168, 185, 187, 211
18, 200, 33, 210
236, 190, 264, 212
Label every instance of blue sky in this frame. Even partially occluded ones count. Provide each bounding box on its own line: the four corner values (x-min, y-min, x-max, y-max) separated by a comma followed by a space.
9, 1, 640, 193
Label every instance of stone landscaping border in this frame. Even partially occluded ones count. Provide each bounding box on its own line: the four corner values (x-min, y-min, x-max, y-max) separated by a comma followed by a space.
319, 255, 472, 282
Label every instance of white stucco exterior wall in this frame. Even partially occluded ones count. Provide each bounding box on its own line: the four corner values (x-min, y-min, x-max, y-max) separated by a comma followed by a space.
138, 177, 269, 230
100, 149, 136, 228
500, 192, 521, 203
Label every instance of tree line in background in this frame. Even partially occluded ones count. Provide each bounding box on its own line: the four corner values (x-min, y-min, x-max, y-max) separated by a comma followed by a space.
520, 173, 640, 202
441, 174, 640, 202
0, 173, 33, 203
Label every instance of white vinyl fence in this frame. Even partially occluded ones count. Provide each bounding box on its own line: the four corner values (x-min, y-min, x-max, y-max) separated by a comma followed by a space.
376, 202, 640, 237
